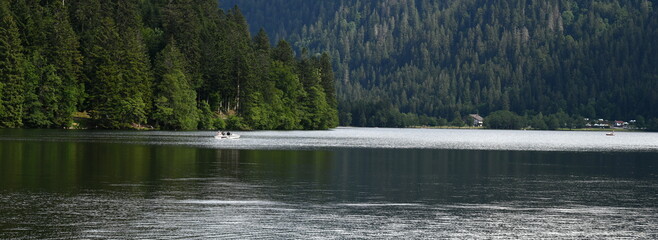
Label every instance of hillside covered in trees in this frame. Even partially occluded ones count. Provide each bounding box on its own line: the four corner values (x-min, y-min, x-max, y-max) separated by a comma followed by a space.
0, 0, 337, 130
226, 0, 658, 128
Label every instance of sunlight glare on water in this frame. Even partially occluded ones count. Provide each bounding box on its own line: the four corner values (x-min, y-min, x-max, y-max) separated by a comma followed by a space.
8, 127, 655, 152
202, 127, 658, 151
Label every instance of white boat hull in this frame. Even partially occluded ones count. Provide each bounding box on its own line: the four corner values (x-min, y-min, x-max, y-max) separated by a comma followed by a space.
215, 134, 240, 139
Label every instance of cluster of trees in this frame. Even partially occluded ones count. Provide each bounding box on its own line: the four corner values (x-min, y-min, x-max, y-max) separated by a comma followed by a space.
485, 111, 562, 130
0, 0, 337, 130
485, 110, 658, 131
228, 0, 658, 128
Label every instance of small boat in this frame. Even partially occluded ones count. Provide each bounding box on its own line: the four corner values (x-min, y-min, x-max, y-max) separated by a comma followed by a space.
606, 131, 615, 136
215, 131, 240, 139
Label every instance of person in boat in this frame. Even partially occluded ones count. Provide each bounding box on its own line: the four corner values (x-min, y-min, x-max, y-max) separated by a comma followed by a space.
227, 132, 231, 136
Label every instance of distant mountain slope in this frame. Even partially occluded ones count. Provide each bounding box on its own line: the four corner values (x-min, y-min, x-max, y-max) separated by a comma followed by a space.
225, 0, 658, 127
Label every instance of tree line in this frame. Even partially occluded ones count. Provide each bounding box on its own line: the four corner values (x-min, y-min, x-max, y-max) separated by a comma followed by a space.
0, 0, 337, 130
227, 0, 658, 128
484, 110, 658, 131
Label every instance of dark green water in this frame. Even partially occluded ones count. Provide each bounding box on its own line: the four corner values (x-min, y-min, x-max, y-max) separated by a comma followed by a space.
1, 129, 657, 238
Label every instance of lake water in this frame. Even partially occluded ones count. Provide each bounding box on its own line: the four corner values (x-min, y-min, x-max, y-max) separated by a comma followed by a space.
1, 128, 657, 239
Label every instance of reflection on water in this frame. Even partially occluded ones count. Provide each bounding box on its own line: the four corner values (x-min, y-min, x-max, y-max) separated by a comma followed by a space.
1, 129, 658, 238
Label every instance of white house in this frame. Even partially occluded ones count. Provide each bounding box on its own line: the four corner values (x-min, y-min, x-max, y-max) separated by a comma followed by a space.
469, 114, 484, 127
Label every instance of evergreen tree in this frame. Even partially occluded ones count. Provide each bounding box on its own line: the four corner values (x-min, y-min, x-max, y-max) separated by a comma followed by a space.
22, 52, 58, 128
272, 40, 295, 65
153, 40, 199, 130
303, 85, 332, 129
45, 1, 83, 127
78, 1, 152, 128
196, 0, 226, 111
160, 0, 202, 88
318, 52, 338, 127
0, 3, 25, 128
242, 28, 275, 129
224, 5, 255, 113
251, 28, 271, 97
114, 0, 153, 125
270, 61, 304, 129
253, 28, 270, 52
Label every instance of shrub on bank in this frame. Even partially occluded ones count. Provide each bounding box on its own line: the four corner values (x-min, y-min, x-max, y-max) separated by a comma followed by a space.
485, 110, 525, 129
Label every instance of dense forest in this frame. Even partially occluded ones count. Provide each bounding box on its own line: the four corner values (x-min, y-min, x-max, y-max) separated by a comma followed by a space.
0, 0, 338, 130
226, 0, 658, 129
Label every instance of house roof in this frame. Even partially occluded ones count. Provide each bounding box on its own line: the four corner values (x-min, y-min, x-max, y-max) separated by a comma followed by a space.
469, 114, 484, 121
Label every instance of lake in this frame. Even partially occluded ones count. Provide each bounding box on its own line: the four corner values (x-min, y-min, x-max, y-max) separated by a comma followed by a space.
1, 128, 657, 239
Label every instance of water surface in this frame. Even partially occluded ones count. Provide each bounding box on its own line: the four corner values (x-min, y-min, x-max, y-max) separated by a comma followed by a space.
1, 128, 657, 238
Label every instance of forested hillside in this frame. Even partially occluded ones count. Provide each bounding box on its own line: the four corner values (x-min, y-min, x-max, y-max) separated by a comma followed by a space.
226, 0, 658, 128
0, 0, 337, 130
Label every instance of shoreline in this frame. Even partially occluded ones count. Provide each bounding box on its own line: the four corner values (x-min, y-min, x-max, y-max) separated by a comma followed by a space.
409, 125, 644, 132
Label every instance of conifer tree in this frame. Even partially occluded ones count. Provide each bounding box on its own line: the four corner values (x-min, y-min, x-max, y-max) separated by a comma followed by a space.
153, 40, 199, 130
251, 28, 272, 99
197, 0, 226, 111
270, 61, 304, 129
114, 0, 153, 125
79, 1, 152, 128
318, 52, 338, 127
272, 40, 295, 66
22, 52, 59, 128
224, 5, 255, 113
0, 3, 26, 128
242, 28, 276, 129
21, 52, 46, 127
253, 28, 270, 52
85, 15, 128, 127
45, 1, 83, 127
161, 0, 202, 89
296, 50, 333, 129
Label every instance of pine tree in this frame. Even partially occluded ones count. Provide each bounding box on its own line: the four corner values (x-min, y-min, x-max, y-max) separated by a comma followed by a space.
45, 1, 83, 127
197, 0, 226, 111
242, 28, 275, 129
252, 28, 271, 95
114, 0, 153, 126
161, 0, 202, 89
22, 52, 58, 128
253, 28, 270, 52
9, 1, 48, 128
86, 15, 128, 128
318, 52, 338, 127
80, 1, 152, 128
224, 5, 255, 113
270, 61, 304, 129
272, 40, 295, 66
153, 40, 199, 130
303, 85, 331, 130
0, 3, 26, 128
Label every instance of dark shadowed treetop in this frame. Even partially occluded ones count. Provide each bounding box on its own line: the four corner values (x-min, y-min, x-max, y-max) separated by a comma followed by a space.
253, 28, 270, 52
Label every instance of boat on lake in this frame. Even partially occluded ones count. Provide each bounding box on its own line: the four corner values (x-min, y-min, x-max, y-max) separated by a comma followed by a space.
606, 131, 615, 136
215, 131, 240, 139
